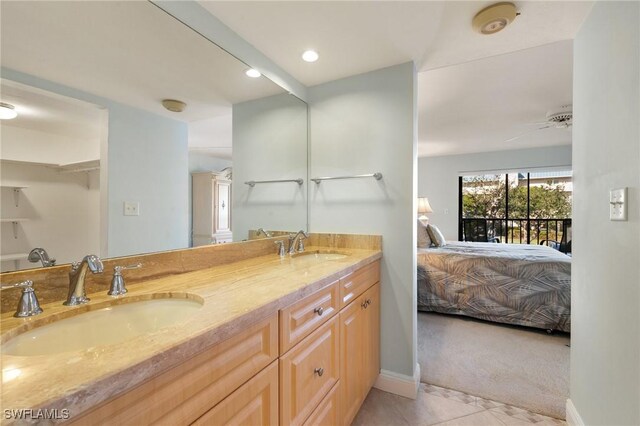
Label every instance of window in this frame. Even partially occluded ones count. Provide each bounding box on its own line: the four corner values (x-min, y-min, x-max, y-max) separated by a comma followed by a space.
459, 170, 572, 245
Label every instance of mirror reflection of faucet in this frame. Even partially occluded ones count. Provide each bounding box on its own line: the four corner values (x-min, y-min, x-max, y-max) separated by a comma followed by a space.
288, 230, 309, 254
28, 248, 56, 267
64, 255, 103, 306
257, 228, 273, 238
0, 280, 43, 317
109, 263, 142, 296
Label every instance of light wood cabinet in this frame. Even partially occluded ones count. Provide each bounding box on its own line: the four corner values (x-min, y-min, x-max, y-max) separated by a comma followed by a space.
280, 316, 340, 426
193, 361, 279, 426
70, 261, 380, 426
192, 171, 232, 245
279, 280, 339, 354
70, 314, 278, 426
339, 283, 381, 425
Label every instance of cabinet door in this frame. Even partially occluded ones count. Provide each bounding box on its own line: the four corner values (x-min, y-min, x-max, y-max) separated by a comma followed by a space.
363, 283, 381, 390
193, 361, 278, 426
214, 180, 231, 234
339, 296, 366, 425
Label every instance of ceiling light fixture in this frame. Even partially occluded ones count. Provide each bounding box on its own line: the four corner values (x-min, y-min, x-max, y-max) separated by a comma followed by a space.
0, 102, 18, 120
302, 50, 319, 63
161, 99, 187, 113
472, 2, 518, 35
245, 69, 261, 78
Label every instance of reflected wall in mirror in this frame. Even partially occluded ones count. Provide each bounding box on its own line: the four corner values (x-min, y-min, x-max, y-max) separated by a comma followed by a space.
0, 1, 308, 272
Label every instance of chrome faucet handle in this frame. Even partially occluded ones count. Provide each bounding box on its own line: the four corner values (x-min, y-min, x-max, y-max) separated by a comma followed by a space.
1, 280, 43, 317
274, 241, 286, 257
109, 263, 142, 296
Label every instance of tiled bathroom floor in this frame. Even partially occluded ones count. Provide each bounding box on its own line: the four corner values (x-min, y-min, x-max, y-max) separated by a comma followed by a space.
352, 383, 566, 426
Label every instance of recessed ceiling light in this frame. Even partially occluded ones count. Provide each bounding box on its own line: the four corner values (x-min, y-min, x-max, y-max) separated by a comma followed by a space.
302, 50, 319, 63
0, 102, 18, 120
245, 69, 261, 78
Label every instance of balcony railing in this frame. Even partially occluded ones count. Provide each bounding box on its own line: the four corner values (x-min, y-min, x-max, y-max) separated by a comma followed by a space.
461, 218, 571, 247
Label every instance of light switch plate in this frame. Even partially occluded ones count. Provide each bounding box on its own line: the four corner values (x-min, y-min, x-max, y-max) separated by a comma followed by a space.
123, 201, 140, 216
609, 188, 627, 221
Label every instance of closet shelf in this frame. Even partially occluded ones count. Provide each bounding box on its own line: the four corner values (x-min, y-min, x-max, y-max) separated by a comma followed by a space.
0, 253, 29, 262
0, 218, 30, 223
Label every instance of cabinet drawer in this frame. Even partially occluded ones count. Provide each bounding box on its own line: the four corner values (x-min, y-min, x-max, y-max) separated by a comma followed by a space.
70, 314, 278, 426
280, 316, 340, 426
193, 361, 278, 426
302, 382, 340, 426
280, 280, 339, 354
339, 260, 380, 308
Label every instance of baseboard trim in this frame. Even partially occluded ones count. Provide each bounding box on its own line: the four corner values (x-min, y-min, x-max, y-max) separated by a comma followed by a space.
373, 363, 420, 399
566, 399, 585, 426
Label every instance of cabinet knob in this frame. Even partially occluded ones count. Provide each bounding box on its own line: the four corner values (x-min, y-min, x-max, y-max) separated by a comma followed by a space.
314, 367, 324, 377
314, 306, 324, 316
361, 301, 368, 309
366, 298, 372, 306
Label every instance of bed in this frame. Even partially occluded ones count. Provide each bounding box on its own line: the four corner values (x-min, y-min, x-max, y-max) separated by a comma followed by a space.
417, 242, 571, 332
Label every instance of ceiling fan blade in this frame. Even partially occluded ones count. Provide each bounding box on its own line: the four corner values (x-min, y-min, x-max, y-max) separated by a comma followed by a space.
504, 125, 553, 143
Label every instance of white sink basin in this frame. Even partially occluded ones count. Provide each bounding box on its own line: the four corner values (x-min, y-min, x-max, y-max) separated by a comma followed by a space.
2, 298, 203, 357
290, 250, 349, 261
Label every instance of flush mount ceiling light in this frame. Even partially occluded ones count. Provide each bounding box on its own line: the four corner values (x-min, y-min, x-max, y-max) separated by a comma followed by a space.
161, 99, 186, 113
472, 2, 518, 35
0, 102, 18, 120
302, 50, 319, 63
245, 68, 261, 78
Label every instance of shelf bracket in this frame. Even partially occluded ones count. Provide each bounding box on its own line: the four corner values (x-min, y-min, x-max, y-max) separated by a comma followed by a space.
13, 188, 20, 207
11, 221, 18, 239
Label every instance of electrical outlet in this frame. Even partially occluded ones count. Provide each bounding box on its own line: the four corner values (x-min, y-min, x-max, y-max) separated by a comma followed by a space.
123, 201, 140, 216
609, 188, 627, 221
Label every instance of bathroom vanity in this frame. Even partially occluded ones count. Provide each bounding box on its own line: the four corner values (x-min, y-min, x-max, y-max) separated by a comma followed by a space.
0, 234, 381, 425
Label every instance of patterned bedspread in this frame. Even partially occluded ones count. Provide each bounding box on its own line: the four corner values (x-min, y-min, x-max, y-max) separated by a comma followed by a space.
417, 242, 571, 332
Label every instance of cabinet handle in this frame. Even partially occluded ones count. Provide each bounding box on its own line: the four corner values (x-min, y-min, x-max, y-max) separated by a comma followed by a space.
366, 298, 372, 306
314, 367, 324, 377
361, 301, 368, 309
314, 306, 324, 316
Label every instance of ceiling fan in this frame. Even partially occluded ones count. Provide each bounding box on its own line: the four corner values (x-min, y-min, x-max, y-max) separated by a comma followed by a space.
505, 105, 572, 143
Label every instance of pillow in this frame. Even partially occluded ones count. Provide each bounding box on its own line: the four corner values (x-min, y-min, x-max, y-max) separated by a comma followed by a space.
427, 224, 447, 247
417, 219, 432, 248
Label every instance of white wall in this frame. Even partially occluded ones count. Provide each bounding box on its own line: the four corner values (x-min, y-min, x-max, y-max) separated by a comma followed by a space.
0, 163, 100, 271
232, 93, 308, 240
0, 126, 99, 165
418, 145, 572, 240
4, 69, 190, 259
309, 62, 417, 378
570, 2, 640, 425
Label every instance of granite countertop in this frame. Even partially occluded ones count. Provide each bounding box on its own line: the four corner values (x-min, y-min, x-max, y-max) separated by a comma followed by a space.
0, 246, 381, 420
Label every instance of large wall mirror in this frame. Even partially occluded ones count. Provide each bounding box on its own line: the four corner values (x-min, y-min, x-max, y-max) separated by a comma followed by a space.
0, 1, 308, 272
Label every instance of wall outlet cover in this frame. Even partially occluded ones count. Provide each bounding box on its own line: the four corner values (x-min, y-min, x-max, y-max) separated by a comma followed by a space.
123, 201, 140, 216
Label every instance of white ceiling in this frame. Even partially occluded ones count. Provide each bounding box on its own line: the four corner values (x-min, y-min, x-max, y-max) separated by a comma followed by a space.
419, 40, 573, 157
0, 1, 284, 125
200, 1, 594, 87
1, 79, 103, 142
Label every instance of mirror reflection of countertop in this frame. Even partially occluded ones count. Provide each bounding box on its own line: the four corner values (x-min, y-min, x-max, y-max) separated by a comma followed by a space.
0, 246, 381, 421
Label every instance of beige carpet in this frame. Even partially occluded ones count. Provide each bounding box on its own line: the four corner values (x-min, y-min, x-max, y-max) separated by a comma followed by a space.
418, 312, 570, 419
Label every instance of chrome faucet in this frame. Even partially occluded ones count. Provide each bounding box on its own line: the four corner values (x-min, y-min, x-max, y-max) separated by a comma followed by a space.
257, 228, 273, 238
1, 280, 43, 317
28, 248, 56, 267
64, 255, 103, 306
288, 230, 309, 254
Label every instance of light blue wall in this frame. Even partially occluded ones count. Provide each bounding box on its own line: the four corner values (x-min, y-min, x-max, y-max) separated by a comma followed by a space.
3, 68, 190, 258
418, 145, 572, 240
309, 62, 418, 379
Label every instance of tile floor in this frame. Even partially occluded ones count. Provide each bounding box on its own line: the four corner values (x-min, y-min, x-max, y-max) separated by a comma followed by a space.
352, 383, 566, 426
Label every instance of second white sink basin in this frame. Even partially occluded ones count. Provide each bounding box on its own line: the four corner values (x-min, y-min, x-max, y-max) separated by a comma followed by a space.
2, 298, 203, 357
